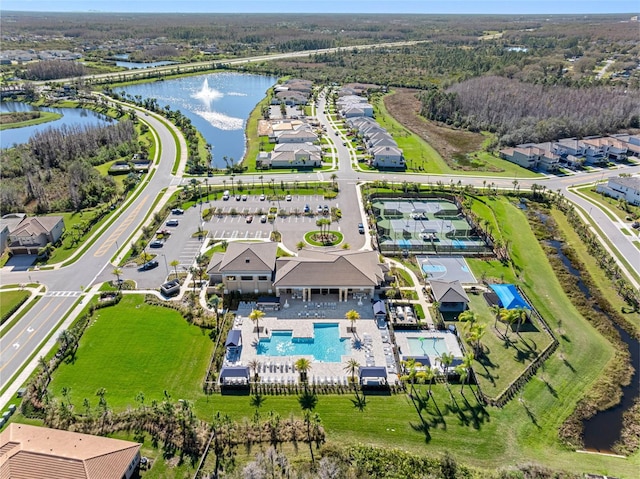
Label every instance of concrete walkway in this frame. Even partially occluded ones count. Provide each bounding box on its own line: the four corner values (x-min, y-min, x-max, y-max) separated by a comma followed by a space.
386, 258, 435, 329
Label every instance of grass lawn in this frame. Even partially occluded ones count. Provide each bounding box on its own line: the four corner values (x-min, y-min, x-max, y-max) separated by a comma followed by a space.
49, 295, 214, 411
457, 294, 554, 397
0, 290, 30, 325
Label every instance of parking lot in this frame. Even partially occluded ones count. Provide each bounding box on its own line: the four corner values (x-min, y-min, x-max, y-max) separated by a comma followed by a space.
205, 194, 340, 244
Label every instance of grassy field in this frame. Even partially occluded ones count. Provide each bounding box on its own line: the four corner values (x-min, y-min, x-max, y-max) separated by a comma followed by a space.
37, 196, 640, 477
0, 110, 62, 130
49, 295, 214, 411
0, 290, 30, 325
458, 294, 554, 397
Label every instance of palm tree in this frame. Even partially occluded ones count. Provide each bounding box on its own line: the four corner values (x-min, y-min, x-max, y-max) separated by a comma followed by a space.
400, 358, 423, 394
111, 267, 122, 288
439, 352, 454, 389
458, 352, 475, 394
39, 356, 51, 382
295, 357, 311, 384
345, 309, 360, 335
249, 309, 265, 338
457, 310, 477, 330
423, 366, 436, 397
514, 308, 528, 335
344, 358, 360, 385
500, 308, 518, 338
170, 259, 180, 281
465, 322, 486, 357
490, 304, 502, 330
57, 329, 73, 355
298, 390, 319, 463
259, 175, 265, 194
248, 359, 260, 383
330, 173, 338, 189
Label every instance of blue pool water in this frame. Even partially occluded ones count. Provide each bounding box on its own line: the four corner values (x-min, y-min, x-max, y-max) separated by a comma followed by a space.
422, 264, 446, 274
407, 337, 447, 357
257, 323, 350, 362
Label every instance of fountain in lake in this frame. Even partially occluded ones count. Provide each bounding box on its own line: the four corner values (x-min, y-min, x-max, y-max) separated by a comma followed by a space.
192, 78, 224, 108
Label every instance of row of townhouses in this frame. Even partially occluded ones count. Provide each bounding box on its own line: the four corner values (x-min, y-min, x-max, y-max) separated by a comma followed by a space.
500, 134, 640, 172
596, 176, 640, 206
346, 116, 405, 170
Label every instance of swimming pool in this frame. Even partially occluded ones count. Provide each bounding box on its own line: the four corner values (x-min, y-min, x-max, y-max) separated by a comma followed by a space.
257, 323, 350, 362
407, 337, 448, 357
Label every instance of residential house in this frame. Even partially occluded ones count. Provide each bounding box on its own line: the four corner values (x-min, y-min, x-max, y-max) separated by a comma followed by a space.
0, 423, 141, 479
579, 137, 623, 164
7, 216, 65, 255
596, 176, 640, 206
276, 128, 318, 144
207, 242, 278, 294
612, 134, 640, 157
552, 138, 585, 158
0, 223, 8, 255
258, 143, 322, 168
429, 280, 470, 313
499, 147, 539, 170
273, 250, 389, 302
371, 145, 405, 169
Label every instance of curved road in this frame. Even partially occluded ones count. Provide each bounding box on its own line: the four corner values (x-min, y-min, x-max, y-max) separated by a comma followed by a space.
1, 86, 639, 407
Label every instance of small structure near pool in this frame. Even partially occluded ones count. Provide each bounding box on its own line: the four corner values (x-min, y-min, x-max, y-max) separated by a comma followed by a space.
359, 366, 388, 386
219, 366, 250, 386
430, 279, 469, 313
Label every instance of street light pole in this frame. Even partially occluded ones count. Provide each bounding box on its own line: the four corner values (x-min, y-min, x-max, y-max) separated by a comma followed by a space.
161, 254, 169, 277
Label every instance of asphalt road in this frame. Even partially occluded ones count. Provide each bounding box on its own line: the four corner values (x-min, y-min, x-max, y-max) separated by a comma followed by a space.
2, 84, 639, 401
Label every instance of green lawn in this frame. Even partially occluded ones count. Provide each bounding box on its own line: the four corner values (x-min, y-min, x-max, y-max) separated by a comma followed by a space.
457, 294, 554, 397
0, 290, 30, 325
33, 196, 640, 477
49, 295, 214, 411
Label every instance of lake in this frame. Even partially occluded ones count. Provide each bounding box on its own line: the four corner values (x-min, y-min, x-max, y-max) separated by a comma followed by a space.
0, 102, 113, 149
118, 72, 277, 168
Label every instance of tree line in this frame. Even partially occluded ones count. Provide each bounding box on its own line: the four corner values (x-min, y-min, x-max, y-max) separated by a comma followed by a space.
20, 60, 88, 81
1, 120, 137, 213
418, 76, 640, 146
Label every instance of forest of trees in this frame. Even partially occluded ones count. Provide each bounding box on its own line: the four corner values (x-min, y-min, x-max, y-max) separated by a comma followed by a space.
418, 76, 640, 146
0, 121, 137, 214
20, 60, 88, 81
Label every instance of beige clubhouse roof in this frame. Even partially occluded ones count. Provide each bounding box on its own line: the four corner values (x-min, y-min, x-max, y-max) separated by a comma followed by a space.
0, 423, 140, 479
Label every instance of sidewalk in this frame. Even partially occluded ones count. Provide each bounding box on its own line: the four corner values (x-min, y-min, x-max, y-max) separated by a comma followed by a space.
0, 284, 101, 411
386, 258, 434, 329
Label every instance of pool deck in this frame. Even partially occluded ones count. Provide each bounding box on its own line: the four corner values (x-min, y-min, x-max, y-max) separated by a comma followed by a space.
228, 294, 399, 385
393, 330, 463, 372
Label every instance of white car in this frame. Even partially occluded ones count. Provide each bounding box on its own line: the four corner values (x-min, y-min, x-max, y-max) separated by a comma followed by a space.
286, 194, 292, 201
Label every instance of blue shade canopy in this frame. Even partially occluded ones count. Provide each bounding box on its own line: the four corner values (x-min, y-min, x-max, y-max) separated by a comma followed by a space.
489, 284, 530, 310
225, 329, 242, 347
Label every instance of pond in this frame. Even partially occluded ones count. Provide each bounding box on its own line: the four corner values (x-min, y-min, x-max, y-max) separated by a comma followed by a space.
114, 60, 177, 69
117, 72, 277, 168
547, 239, 639, 453
0, 102, 112, 149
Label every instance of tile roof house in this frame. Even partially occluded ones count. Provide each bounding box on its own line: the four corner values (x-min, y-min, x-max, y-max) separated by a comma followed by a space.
273, 250, 389, 302
257, 144, 322, 168
371, 145, 405, 169
207, 242, 278, 294
0, 423, 141, 479
7, 216, 65, 255
430, 280, 470, 313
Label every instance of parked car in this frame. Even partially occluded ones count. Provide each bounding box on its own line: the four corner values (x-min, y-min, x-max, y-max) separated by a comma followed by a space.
323, 205, 330, 214
139, 260, 159, 271
222, 190, 230, 200
242, 195, 248, 201
358, 223, 365, 234
149, 240, 164, 248
166, 219, 179, 227
171, 208, 184, 215
286, 194, 292, 201
246, 215, 253, 223
633, 222, 640, 229
260, 215, 268, 223
317, 205, 323, 214
235, 195, 241, 201
303, 204, 311, 213
156, 229, 171, 236
260, 194, 266, 201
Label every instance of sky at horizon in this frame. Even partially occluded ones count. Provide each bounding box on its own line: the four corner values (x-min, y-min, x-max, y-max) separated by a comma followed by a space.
1, 0, 638, 14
